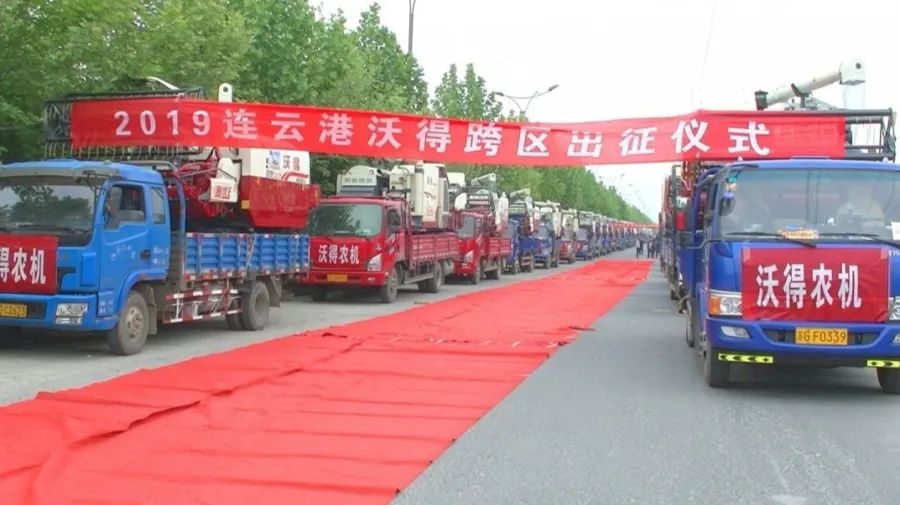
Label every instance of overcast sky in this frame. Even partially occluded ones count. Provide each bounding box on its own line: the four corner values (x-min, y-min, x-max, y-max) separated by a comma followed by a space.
317, 0, 900, 220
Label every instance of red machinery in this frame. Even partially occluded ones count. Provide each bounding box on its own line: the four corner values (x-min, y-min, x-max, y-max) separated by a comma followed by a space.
43, 78, 320, 232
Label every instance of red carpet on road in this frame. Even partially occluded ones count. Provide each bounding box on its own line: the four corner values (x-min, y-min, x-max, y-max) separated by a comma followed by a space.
0, 260, 652, 505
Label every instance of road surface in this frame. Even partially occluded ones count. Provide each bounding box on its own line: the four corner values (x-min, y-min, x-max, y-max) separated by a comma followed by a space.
394, 263, 900, 505
0, 255, 596, 405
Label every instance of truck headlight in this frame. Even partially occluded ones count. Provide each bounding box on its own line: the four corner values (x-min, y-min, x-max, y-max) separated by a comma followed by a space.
367, 254, 382, 272
890, 297, 900, 321
464, 251, 473, 263
56, 303, 88, 325
709, 290, 742, 317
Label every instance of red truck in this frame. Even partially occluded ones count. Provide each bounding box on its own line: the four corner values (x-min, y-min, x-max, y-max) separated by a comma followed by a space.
305, 164, 459, 303
448, 173, 512, 283
452, 209, 513, 283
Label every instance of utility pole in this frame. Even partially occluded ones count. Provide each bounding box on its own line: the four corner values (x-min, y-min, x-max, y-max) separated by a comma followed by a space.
407, 0, 417, 55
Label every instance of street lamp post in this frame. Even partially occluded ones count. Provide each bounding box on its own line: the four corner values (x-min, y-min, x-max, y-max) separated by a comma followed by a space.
491, 84, 560, 119
407, 0, 417, 55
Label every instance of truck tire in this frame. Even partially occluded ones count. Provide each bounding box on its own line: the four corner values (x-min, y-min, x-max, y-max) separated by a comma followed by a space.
309, 285, 328, 302
877, 368, 900, 394
420, 263, 443, 293
568, 254, 575, 264
470, 262, 482, 284
486, 261, 501, 280
226, 313, 243, 330
524, 255, 534, 273
510, 259, 520, 275
379, 267, 400, 303
685, 300, 697, 348
107, 291, 149, 356
703, 347, 730, 388
239, 282, 270, 331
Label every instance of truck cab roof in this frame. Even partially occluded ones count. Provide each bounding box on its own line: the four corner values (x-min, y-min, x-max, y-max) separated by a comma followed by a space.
320, 195, 404, 208
0, 159, 164, 184
728, 158, 898, 172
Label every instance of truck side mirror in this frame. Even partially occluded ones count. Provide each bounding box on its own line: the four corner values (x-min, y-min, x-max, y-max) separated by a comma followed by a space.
676, 230, 694, 248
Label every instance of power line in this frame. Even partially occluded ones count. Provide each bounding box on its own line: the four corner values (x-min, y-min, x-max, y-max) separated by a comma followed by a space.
696, 0, 718, 107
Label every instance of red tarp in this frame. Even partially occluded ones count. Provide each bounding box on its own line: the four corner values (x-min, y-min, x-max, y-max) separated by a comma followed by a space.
0, 260, 651, 505
70, 98, 847, 166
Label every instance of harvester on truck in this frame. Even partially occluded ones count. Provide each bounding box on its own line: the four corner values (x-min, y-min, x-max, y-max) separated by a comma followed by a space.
505, 188, 541, 274
306, 163, 458, 303
448, 173, 512, 283
0, 79, 320, 355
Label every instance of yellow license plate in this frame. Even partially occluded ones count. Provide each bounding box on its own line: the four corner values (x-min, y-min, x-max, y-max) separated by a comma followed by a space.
0, 303, 27, 318
795, 327, 848, 346
326, 274, 348, 283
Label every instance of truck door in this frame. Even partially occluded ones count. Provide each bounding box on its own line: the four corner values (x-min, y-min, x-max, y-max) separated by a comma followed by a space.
97, 184, 155, 317
387, 208, 406, 263
148, 186, 172, 274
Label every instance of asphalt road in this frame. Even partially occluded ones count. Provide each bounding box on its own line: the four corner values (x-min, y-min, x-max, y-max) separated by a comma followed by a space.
0, 253, 603, 406
393, 262, 900, 505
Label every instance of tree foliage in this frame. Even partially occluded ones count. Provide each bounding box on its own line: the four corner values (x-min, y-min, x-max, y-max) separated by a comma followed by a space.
0, 0, 648, 222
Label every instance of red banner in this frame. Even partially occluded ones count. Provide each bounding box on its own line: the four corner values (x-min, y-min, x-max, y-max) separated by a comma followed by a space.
0, 235, 58, 295
741, 247, 888, 322
70, 98, 847, 167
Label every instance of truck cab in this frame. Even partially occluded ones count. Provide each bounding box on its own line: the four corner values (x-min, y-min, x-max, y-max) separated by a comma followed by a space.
534, 221, 559, 268
0, 160, 173, 343
681, 158, 900, 393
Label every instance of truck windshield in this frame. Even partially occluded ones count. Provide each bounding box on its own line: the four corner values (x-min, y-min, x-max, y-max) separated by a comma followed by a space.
0, 175, 97, 246
537, 226, 550, 239
506, 224, 518, 238
719, 168, 900, 240
309, 203, 382, 237
457, 215, 477, 238
576, 228, 589, 240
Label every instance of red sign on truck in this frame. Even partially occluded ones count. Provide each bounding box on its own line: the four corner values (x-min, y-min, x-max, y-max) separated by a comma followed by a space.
0, 235, 58, 294
741, 247, 888, 323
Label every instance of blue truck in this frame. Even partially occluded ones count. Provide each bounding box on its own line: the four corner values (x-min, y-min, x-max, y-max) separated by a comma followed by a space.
678, 143, 900, 393
505, 217, 540, 274
534, 221, 560, 269
0, 160, 311, 355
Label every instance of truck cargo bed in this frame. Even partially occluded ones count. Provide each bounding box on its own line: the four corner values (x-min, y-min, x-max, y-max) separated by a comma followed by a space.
410, 232, 459, 267
183, 233, 310, 281
489, 236, 513, 257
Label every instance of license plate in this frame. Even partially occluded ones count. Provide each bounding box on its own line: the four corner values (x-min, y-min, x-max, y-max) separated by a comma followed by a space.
0, 303, 27, 318
326, 274, 348, 283
795, 327, 848, 346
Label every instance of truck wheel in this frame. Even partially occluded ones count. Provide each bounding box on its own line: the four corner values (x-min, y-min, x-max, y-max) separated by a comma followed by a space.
379, 267, 400, 303
239, 282, 270, 331
703, 347, 730, 388
486, 262, 500, 281
421, 264, 443, 293
568, 255, 575, 264
226, 313, 243, 330
524, 256, 534, 273
510, 260, 520, 275
685, 300, 697, 348
470, 262, 481, 284
309, 285, 328, 302
877, 368, 900, 394
107, 291, 149, 356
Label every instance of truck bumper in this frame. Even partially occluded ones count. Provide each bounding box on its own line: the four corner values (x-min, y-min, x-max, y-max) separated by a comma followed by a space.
306, 270, 390, 287
706, 317, 900, 366
455, 259, 485, 276
0, 293, 112, 332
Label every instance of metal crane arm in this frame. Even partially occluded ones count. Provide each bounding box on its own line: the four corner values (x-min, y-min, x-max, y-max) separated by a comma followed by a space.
754, 59, 864, 110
